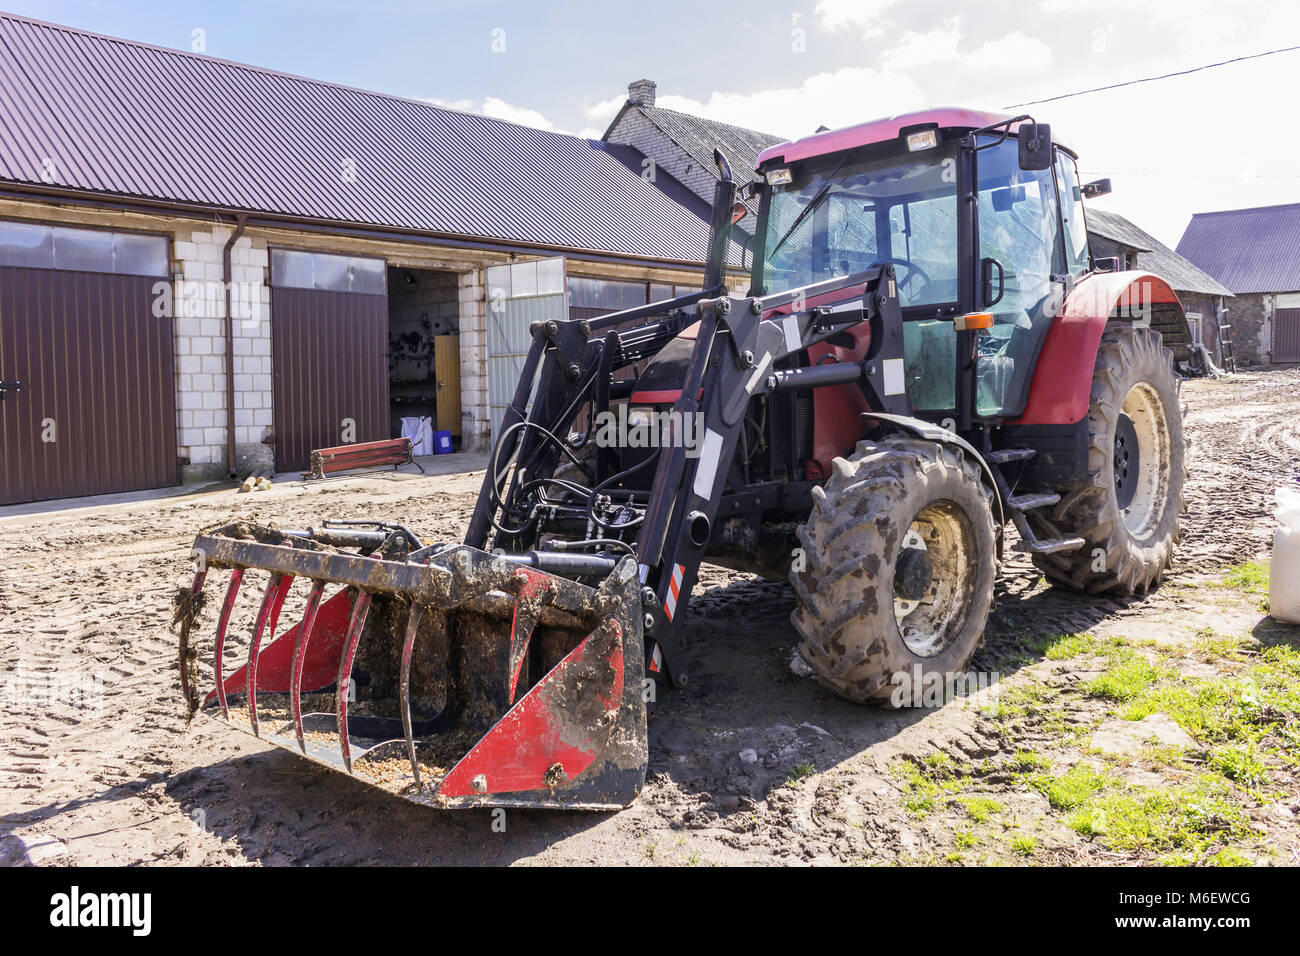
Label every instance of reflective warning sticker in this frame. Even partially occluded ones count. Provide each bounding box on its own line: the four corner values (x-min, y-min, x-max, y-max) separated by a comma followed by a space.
782, 314, 801, 354
882, 357, 906, 396
692, 428, 724, 499
664, 563, 684, 621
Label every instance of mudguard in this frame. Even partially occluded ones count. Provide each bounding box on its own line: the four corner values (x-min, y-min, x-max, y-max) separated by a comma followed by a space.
1012, 271, 1186, 426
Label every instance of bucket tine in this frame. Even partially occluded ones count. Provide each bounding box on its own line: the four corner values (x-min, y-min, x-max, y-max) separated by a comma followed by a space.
336, 591, 374, 773
246, 573, 287, 738
508, 568, 552, 703
213, 568, 245, 720
290, 580, 326, 755
399, 603, 424, 791
177, 568, 207, 706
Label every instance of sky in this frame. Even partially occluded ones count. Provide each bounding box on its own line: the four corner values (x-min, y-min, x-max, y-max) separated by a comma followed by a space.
8, 0, 1300, 246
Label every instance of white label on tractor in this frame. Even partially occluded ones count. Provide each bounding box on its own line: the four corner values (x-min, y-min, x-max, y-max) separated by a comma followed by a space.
782, 315, 801, 354
745, 352, 773, 394
693, 428, 724, 499
882, 358, 906, 396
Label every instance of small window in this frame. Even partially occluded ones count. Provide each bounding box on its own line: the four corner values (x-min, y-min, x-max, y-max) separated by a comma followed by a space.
485, 257, 567, 299
0, 220, 167, 276
270, 249, 386, 295
567, 277, 646, 311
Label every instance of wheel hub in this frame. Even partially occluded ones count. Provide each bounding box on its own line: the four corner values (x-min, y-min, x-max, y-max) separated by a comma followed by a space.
1113, 412, 1139, 511
894, 544, 933, 602
892, 528, 930, 620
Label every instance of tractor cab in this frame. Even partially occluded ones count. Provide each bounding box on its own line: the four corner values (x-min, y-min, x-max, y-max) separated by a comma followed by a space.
750, 109, 1094, 428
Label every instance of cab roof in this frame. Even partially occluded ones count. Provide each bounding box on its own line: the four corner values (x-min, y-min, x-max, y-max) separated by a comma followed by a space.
755, 108, 1073, 169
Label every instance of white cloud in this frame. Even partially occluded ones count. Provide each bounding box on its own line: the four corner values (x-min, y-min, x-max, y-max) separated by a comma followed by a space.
653, 67, 927, 140
881, 18, 963, 71
882, 19, 1052, 73
969, 32, 1053, 70
423, 96, 569, 134
814, 0, 901, 36
576, 94, 627, 139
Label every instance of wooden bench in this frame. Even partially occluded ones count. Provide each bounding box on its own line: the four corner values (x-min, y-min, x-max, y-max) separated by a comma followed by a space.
301, 438, 425, 480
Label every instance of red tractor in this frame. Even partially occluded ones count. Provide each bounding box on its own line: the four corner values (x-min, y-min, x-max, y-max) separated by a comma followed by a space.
177, 108, 1187, 809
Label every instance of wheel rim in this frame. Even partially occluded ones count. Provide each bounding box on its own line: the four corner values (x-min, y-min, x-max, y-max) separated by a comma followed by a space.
893, 501, 978, 658
1116, 382, 1171, 539
1113, 412, 1139, 510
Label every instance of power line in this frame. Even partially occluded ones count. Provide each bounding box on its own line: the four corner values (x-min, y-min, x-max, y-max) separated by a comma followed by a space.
1004, 43, 1300, 109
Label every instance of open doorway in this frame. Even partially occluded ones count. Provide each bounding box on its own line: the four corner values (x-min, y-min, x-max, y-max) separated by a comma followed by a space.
386, 266, 462, 452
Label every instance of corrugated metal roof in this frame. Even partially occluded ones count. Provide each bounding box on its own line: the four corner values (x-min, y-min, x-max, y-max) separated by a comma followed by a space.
1087, 208, 1232, 298
1176, 203, 1300, 294
0, 14, 721, 264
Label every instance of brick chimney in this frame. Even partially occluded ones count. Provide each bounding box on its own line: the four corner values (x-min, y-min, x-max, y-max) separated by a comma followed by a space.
627, 79, 656, 107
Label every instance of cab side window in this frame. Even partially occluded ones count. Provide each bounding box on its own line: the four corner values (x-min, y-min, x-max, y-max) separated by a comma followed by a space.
1056, 153, 1091, 275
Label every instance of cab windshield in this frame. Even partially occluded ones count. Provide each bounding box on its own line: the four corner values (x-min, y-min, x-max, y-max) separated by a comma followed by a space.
757, 147, 959, 308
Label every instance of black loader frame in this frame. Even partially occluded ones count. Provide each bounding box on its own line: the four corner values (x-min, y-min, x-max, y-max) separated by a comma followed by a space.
464, 151, 914, 689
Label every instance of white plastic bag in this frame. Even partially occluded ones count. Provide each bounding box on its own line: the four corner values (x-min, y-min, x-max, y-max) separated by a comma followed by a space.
400, 416, 433, 456
1270, 486, 1300, 624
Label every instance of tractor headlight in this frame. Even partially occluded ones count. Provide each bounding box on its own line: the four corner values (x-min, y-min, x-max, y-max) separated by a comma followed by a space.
906, 129, 938, 152
765, 167, 793, 186
626, 406, 655, 430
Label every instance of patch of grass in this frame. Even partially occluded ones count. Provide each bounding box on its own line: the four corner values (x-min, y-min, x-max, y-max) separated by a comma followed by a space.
1065, 778, 1252, 856
922, 751, 957, 777
1191, 628, 1247, 662
954, 828, 980, 850
1026, 631, 1096, 659
1086, 657, 1164, 701
1028, 631, 1131, 662
957, 795, 1002, 823
1009, 833, 1037, 856
1220, 560, 1270, 594
1008, 749, 1052, 773
1040, 763, 1111, 810
786, 761, 815, 785
1207, 847, 1252, 867
1214, 560, 1271, 612
893, 753, 968, 816
1208, 744, 1270, 787
982, 680, 1058, 724
1121, 647, 1300, 756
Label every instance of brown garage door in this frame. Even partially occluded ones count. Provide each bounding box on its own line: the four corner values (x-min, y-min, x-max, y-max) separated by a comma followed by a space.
270, 249, 388, 472
1274, 308, 1300, 363
0, 222, 174, 506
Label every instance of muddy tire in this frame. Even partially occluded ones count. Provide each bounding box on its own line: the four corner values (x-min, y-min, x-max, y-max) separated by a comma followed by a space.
1032, 325, 1186, 594
790, 438, 997, 706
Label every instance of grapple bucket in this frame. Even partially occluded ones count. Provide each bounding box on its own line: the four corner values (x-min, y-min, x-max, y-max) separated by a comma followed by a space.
174, 525, 647, 810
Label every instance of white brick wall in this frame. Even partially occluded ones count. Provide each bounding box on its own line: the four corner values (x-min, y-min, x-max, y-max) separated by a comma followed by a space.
171, 227, 273, 472
458, 269, 490, 452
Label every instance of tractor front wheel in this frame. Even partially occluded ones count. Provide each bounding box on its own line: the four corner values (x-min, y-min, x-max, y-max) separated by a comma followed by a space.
1032, 325, 1186, 594
791, 438, 997, 706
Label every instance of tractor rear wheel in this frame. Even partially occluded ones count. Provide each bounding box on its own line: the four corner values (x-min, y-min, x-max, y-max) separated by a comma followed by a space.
1031, 325, 1186, 594
791, 438, 997, 706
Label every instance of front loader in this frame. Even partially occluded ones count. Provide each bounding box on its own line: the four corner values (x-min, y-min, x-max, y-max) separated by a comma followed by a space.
175, 108, 1188, 809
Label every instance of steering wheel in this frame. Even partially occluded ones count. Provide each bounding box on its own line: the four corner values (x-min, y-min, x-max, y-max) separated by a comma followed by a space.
875, 257, 933, 300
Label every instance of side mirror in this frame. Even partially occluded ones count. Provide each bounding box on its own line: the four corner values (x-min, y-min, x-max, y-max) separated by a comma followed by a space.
1082, 177, 1112, 199
1018, 121, 1052, 170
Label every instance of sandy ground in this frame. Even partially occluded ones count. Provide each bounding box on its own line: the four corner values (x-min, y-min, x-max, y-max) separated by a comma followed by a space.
2, 370, 1298, 866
